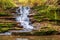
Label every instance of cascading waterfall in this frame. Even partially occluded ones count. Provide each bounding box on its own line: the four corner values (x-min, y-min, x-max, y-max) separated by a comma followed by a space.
16, 6, 34, 32
0, 6, 34, 35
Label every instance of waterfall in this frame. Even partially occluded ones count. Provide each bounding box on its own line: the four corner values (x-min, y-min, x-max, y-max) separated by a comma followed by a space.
16, 6, 34, 32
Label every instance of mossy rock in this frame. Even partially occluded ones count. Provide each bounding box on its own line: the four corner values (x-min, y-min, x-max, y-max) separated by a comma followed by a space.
0, 12, 12, 16
33, 30, 58, 36
0, 23, 15, 27
0, 23, 16, 33
0, 28, 9, 33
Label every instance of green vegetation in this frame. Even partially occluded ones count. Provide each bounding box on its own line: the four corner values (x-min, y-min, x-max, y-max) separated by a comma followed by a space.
0, 23, 15, 28
0, 28, 9, 33
32, 5, 60, 22
0, 23, 15, 33
13, 30, 58, 36
12, 26, 59, 36
0, 0, 16, 9
0, 0, 59, 35
0, 12, 12, 16
33, 26, 58, 35
39, 27, 58, 35
34, 30, 58, 36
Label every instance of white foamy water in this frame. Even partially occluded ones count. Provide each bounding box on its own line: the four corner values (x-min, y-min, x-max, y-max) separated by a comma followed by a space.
16, 6, 34, 32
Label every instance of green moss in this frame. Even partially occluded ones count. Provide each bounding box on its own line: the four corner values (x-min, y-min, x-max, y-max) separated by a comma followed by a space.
33, 30, 58, 36
0, 23, 15, 27
0, 12, 12, 16
34, 26, 58, 35
0, 28, 9, 33
0, 0, 16, 9
0, 23, 15, 33
11, 26, 59, 36
33, 5, 60, 22
13, 30, 58, 36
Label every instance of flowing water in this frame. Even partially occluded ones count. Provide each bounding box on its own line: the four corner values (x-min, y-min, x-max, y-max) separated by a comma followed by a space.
0, 6, 34, 35
16, 6, 34, 32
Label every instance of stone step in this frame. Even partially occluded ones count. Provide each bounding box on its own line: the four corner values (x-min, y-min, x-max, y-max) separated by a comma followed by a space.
0, 16, 15, 19
0, 20, 16, 23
